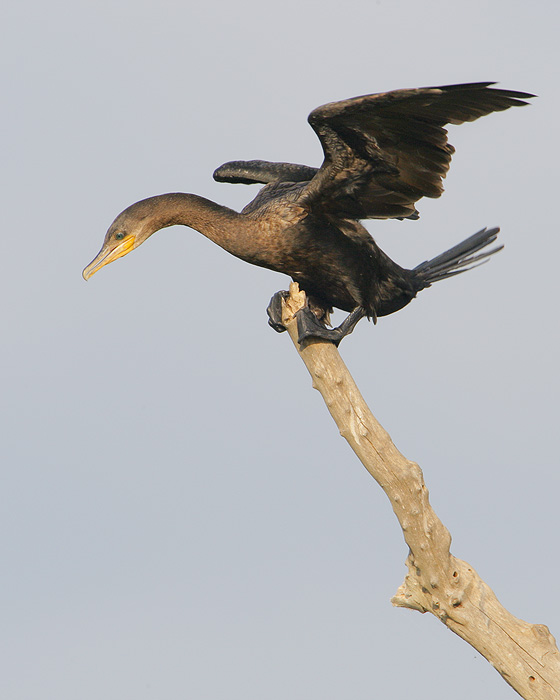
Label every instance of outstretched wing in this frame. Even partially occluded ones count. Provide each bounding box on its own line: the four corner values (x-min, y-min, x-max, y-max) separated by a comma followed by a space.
298, 82, 534, 220
213, 160, 318, 185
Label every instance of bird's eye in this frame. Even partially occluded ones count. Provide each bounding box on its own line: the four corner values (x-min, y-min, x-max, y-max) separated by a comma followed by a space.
115, 232, 126, 240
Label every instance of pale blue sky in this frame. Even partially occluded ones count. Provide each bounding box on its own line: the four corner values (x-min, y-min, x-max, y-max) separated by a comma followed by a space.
2, 1, 558, 698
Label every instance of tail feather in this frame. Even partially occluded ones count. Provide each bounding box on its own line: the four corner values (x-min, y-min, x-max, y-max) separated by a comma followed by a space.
414, 227, 502, 287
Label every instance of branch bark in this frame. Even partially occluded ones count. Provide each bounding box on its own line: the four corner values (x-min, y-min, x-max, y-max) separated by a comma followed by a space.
280, 283, 560, 700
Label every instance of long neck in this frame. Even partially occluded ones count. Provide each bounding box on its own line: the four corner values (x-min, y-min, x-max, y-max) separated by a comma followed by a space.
144, 193, 255, 260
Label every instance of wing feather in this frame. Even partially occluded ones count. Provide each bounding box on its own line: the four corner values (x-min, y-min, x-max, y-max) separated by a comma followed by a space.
298, 82, 534, 219
213, 160, 318, 185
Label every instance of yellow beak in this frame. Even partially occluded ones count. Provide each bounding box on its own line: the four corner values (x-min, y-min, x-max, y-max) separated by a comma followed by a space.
82, 235, 136, 280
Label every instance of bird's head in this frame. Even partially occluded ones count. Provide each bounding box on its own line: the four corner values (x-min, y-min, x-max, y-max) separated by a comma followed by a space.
82, 198, 163, 280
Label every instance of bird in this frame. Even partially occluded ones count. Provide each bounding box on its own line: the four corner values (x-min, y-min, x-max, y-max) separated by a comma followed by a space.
83, 82, 534, 344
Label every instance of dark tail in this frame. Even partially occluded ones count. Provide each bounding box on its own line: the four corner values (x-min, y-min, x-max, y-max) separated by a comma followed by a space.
413, 227, 503, 287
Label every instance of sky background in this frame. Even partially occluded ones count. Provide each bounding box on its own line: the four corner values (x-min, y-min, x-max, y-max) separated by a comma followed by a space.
2, 1, 559, 698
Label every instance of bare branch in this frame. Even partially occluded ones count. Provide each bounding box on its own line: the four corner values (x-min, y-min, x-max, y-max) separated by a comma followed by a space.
280, 282, 560, 700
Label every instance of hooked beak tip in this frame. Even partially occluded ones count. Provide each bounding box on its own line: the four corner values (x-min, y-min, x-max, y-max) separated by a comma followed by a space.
82, 235, 136, 281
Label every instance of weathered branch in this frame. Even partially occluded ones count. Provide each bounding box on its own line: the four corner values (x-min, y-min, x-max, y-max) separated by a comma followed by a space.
280, 282, 560, 700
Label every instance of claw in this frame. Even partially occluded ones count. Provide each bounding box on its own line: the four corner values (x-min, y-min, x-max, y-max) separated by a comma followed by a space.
267, 290, 290, 333
295, 305, 367, 347
268, 289, 368, 346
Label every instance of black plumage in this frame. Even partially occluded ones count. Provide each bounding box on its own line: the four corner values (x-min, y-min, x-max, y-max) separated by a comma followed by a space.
83, 82, 533, 342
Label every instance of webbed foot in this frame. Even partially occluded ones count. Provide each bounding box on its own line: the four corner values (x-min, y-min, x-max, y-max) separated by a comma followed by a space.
267, 290, 290, 333
295, 306, 367, 347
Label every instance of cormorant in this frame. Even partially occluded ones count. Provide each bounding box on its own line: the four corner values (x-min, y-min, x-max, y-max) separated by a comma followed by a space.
83, 82, 533, 344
